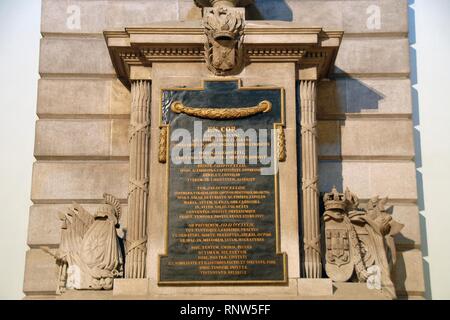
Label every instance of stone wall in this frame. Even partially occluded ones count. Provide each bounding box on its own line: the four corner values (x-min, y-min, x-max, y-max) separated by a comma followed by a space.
24, 0, 424, 299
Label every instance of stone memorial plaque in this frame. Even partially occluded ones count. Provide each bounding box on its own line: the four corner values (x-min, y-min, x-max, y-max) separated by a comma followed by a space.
159, 80, 287, 285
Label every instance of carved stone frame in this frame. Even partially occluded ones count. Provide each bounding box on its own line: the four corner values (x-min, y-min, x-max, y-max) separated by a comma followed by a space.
104, 21, 343, 296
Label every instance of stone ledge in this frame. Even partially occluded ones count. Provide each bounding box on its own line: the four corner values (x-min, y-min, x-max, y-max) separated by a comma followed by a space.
41, 0, 408, 35
39, 37, 409, 76
298, 279, 333, 296
145, 279, 299, 297
26, 281, 393, 300
114, 279, 149, 296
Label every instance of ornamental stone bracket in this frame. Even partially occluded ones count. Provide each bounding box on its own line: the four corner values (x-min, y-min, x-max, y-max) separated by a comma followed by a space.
104, 22, 343, 87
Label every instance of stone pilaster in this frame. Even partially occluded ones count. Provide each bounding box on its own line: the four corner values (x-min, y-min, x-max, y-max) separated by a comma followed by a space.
299, 80, 322, 279
125, 80, 151, 279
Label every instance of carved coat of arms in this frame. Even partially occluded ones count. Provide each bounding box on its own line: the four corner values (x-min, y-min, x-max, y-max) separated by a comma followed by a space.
322, 189, 355, 282
203, 6, 244, 75
326, 228, 350, 267
42, 194, 124, 293
322, 187, 404, 299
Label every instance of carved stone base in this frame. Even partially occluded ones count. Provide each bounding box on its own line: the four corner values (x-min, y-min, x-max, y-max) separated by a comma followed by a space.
110, 278, 394, 300
31, 281, 393, 300
113, 279, 149, 296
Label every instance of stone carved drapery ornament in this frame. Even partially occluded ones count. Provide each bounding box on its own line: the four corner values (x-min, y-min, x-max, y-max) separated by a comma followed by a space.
300, 80, 322, 278
322, 187, 405, 299
126, 80, 151, 278
42, 194, 123, 293
203, 6, 245, 76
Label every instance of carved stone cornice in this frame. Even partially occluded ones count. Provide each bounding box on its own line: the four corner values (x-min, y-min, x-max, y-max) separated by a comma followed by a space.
104, 22, 343, 88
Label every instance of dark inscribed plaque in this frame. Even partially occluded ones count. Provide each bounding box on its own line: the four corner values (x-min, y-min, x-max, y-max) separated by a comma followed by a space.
159, 80, 287, 284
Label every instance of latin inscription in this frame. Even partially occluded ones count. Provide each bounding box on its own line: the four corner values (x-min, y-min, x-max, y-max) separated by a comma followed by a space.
159, 81, 287, 284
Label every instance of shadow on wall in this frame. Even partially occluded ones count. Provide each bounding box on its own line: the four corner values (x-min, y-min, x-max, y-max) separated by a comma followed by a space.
248, 0, 430, 298
247, 0, 293, 21
319, 68, 385, 115
314, 67, 385, 194
298, 58, 425, 298
408, 0, 431, 300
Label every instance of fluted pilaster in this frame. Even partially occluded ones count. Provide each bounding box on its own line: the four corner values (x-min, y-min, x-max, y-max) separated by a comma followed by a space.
300, 80, 322, 278
125, 80, 151, 279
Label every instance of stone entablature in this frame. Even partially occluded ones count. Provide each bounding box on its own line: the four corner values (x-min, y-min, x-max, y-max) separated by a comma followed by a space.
104, 22, 342, 87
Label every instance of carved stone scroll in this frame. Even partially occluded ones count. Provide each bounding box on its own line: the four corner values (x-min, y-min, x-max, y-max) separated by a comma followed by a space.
171, 100, 272, 120
300, 80, 322, 278
126, 80, 151, 279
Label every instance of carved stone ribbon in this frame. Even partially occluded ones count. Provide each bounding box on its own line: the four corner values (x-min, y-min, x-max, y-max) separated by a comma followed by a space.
171, 100, 272, 120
